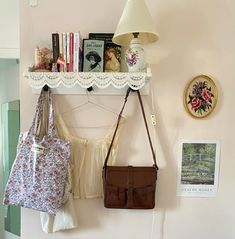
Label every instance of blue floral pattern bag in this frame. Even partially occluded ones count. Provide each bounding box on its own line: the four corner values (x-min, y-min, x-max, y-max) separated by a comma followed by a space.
3, 88, 71, 215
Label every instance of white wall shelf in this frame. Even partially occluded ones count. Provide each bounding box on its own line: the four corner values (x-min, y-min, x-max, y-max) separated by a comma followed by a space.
24, 68, 151, 95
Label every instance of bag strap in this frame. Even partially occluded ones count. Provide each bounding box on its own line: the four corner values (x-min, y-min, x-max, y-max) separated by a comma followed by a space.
136, 90, 158, 169
29, 87, 57, 138
103, 88, 159, 170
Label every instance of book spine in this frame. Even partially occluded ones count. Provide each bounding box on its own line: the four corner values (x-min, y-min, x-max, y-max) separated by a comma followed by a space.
69, 32, 74, 72
66, 32, 70, 71
52, 32, 60, 63
62, 32, 67, 72
78, 32, 83, 72
58, 33, 64, 72
73, 32, 79, 72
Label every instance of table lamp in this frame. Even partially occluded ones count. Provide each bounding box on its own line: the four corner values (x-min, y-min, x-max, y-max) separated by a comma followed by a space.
112, 0, 159, 72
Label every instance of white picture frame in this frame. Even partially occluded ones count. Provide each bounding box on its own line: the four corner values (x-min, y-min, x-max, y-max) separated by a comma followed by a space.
177, 140, 220, 197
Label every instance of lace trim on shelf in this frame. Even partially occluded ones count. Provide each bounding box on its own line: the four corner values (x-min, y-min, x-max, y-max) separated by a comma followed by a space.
24, 69, 151, 90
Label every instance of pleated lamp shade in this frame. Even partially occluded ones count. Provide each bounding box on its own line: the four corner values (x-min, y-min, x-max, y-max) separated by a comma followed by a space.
112, 0, 159, 46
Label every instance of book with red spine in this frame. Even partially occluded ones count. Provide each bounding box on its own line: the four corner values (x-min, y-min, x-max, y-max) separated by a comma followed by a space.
68, 32, 74, 72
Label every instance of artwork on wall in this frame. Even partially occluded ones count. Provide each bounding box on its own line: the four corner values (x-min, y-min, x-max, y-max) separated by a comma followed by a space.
184, 75, 218, 119
177, 140, 220, 197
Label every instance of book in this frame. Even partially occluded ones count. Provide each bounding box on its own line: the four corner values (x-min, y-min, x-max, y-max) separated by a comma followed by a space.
68, 32, 74, 72
52, 32, 60, 63
62, 32, 67, 72
89, 33, 114, 41
82, 39, 105, 72
73, 32, 83, 72
66, 32, 70, 70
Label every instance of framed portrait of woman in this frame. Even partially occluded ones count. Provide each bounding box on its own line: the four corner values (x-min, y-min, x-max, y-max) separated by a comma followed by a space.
104, 42, 121, 72
82, 39, 105, 72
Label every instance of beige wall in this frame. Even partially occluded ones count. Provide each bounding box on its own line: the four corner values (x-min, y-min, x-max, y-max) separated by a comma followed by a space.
20, 0, 235, 238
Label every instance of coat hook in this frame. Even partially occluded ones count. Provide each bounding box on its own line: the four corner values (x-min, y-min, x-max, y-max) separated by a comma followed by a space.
43, 85, 49, 91
87, 86, 93, 92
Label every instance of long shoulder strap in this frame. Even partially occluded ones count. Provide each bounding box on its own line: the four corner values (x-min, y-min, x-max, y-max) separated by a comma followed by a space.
103, 88, 131, 169
136, 90, 158, 169
103, 88, 159, 170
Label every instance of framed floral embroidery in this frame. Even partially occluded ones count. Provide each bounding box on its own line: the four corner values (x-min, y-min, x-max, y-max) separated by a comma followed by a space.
184, 75, 218, 118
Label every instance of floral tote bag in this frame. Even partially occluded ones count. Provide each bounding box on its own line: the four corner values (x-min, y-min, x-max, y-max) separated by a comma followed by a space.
3, 88, 71, 215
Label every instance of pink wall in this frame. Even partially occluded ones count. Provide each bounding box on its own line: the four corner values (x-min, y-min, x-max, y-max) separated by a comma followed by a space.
20, 0, 235, 238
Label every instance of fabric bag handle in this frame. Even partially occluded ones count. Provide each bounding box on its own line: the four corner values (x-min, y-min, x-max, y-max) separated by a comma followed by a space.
29, 87, 56, 138
103, 88, 159, 170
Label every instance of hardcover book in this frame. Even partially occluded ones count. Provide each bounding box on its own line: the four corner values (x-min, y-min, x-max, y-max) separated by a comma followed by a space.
68, 32, 74, 72
82, 39, 105, 72
66, 32, 70, 69
52, 33, 60, 63
88, 33, 114, 41
62, 32, 67, 72
73, 32, 83, 72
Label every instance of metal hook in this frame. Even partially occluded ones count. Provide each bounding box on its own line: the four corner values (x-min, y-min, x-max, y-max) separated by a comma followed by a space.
43, 84, 49, 91
87, 86, 93, 92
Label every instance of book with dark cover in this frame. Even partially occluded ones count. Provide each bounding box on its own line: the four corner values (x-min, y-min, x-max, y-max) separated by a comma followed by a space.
89, 33, 114, 41
52, 33, 60, 63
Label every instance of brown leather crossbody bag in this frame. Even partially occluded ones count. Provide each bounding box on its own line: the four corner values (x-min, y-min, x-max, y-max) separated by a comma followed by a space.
102, 88, 159, 209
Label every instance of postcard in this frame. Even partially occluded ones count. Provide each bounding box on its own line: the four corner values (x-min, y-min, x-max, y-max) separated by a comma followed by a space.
177, 140, 220, 197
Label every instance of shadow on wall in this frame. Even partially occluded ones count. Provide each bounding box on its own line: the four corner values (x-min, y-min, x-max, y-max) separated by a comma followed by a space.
144, 2, 224, 238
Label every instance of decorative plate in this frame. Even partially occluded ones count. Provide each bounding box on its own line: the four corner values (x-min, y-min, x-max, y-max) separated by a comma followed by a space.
184, 75, 218, 118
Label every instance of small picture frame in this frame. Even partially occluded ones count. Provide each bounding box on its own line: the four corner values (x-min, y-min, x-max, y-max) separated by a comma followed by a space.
184, 75, 218, 118
82, 39, 105, 72
104, 42, 121, 72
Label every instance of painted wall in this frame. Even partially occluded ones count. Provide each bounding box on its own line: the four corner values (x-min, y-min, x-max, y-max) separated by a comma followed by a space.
20, 0, 235, 239
0, 60, 20, 239
0, 0, 20, 58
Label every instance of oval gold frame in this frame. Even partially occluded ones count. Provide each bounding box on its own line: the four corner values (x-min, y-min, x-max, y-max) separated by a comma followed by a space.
184, 75, 218, 119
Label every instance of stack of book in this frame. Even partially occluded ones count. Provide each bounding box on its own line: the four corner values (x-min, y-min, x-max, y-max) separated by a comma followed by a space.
52, 32, 83, 72
51, 32, 122, 73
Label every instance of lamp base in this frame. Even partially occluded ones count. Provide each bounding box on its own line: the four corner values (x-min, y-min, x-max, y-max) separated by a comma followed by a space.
125, 38, 146, 72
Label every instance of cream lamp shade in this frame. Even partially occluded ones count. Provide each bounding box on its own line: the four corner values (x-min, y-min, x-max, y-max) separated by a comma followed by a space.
112, 0, 159, 46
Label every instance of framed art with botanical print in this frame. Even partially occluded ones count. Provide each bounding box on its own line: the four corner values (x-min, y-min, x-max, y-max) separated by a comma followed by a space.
184, 75, 218, 118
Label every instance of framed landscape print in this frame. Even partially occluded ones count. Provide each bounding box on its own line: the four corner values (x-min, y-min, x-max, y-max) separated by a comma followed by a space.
184, 75, 218, 119
177, 140, 220, 197
82, 39, 105, 72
